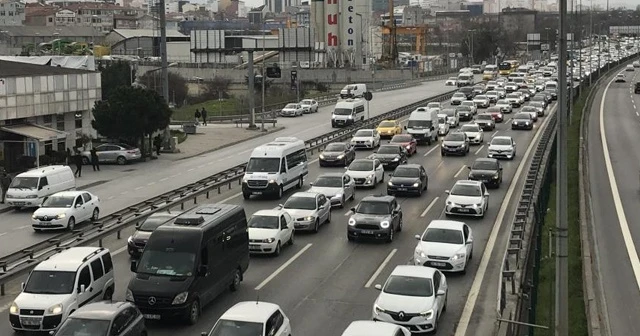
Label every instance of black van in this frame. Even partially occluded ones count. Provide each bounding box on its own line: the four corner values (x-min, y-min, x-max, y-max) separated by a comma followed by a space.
127, 204, 249, 325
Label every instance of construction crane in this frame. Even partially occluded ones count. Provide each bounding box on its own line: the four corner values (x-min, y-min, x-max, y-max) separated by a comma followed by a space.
380, 0, 398, 66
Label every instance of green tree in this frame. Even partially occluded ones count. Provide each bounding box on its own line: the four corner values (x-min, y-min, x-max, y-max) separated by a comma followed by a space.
91, 87, 172, 157
98, 61, 134, 100
139, 72, 188, 107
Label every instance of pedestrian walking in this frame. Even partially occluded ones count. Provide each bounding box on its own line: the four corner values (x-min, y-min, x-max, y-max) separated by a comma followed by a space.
201, 108, 208, 126
194, 109, 201, 125
153, 135, 163, 156
73, 150, 83, 177
0, 170, 11, 204
66, 148, 72, 166
90, 147, 100, 171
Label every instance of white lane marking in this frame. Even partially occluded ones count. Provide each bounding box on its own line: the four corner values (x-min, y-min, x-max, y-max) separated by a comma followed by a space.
599, 77, 640, 298
365, 249, 398, 288
423, 145, 440, 157
120, 191, 128, 195
134, 186, 143, 191
187, 168, 195, 172
454, 165, 467, 178
221, 192, 242, 203
636, 111, 639, 116
0, 232, 7, 238
107, 196, 115, 200
147, 182, 156, 186
492, 130, 499, 137
454, 103, 556, 336
420, 197, 440, 217
113, 245, 127, 256
255, 243, 313, 290
474, 145, 485, 156
160, 177, 168, 182
309, 158, 319, 164
13, 225, 30, 231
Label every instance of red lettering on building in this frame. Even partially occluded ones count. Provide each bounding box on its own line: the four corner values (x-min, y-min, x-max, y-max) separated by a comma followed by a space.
327, 33, 338, 46
327, 14, 337, 25
327, 0, 337, 4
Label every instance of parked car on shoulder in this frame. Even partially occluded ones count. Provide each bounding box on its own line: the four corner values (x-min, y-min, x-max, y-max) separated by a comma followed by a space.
82, 143, 141, 165
299, 99, 319, 113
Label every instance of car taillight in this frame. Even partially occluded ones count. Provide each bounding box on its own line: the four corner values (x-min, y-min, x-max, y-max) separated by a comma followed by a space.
127, 151, 137, 154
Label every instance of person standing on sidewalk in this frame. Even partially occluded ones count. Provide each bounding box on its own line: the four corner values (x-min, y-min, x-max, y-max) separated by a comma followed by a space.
201, 108, 208, 126
153, 135, 163, 156
66, 148, 72, 165
0, 170, 11, 204
90, 147, 100, 171
194, 109, 201, 125
73, 149, 83, 177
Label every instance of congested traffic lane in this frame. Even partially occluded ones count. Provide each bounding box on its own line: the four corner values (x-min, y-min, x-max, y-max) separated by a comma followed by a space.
586, 67, 640, 335
0, 100, 556, 335
0, 76, 479, 257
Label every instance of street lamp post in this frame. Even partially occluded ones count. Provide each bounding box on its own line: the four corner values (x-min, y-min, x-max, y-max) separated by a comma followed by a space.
261, 23, 266, 132
468, 29, 476, 65
356, 13, 365, 68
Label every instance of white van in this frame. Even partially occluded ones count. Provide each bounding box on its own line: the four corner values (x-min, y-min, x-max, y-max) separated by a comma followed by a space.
5, 165, 75, 209
331, 99, 366, 127
404, 109, 439, 145
457, 73, 474, 87
544, 80, 558, 91
340, 83, 367, 99
9, 247, 115, 333
242, 137, 308, 199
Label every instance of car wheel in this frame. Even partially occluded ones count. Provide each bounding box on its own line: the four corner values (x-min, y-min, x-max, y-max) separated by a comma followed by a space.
186, 300, 200, 325
349, 191, 355, 201
313, 219, 320, 233
397, 215, 403, 232
276, 185, 283, 199
229, 268, 242, 291
91, 208, 99, 221
243, 192, 250, 200
288, 232, 294, 245
441, 150, 446, 156
273, 242, 281, 257
417, 187, 423, 197
296, 176, 303, 189
347, 235, 355, 242
116, 156, 127, 165
103, 286, 114, 301
67, 217, 75, 231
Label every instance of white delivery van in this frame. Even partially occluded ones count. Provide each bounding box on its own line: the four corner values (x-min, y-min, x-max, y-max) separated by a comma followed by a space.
242, 137, 308, 199
457, 73, 474, 87
404, 109, 439, 145
544, 80, 558, 91
340, 84, 367, 99
5, 165, 75, 209
331, 99, 366, 127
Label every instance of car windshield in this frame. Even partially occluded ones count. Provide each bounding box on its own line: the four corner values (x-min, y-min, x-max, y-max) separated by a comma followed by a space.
461, 101, 473, 106
445, 133, 465, 141
531, 102, 543, 107
139, 216, 173, 231
9, 176, 38, 189
55, 318, 110, 336
301, 100, 313, 105
246, 158, 280, 173
355, 130, 373, 137
391, 135, 412, 143
438, 117, 446, 123
356, 201, 390, 215
487, 91, 497, 95
487, 107, 501, 112
443, 109, 456, 117
324, 143, 346, 152
476, 115, 492, 120
393, 167, 419, 178
461, 125, 479, 132
453, 93, 466, 98
383, 275, 433, 297
378, 121, 395, 127
448, 77, 457, 80
491, 138, 512, 146
333, 108, 353, 115
472, 160, 498, 170
377, 146, 400, 154
506, 94, 518, 98
209, 319, 264, 336
514, 113, 531, 120
349, 160, 373, 171
284, 196, 317, 210
475, 96, 487, 100
313, 176, 342, 188
422, 228, 464, 244
450, 184, 482, 197
407, 120, 432, 128
522, 107, 537, 112
24, 270, 76, 294
285, 104, 297, 109
427, 103, 440, 108
41, 195, 75, 208
248, 215, 279, 229
138, 249, 196, 277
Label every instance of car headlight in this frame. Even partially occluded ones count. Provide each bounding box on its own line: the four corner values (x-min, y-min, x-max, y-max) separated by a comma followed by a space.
26, 195, 38, 199
172, 291, 189, 305
319, 154, 325, 159
475, 203, 482, 207
268, 179, 276, 184
304, 216, 315, 222
388, 181, 393, 186
415, 248, 426, 258
512, 121, 517, 125
413, 182, 420, 187
57, 213, 66, 219
125, 289, 134, 302
366, 174, 374, 181
31, 214, 37, 219
451, 253, 466, 261
525, 122, 530, 125
380, 221, 390, 229
348, 218, 356, 226
493, 173, 500, 179
337, 154, 345, 159
332, 115, 336, 119
127, 236, 133, 243
263, 238, 276, 243
393, 157, 399, 161
348, 115, 353, 119
47, 303, 63, 315
374, 304, 384, 315
419, 309, 434, 318
9, 302, 18, 314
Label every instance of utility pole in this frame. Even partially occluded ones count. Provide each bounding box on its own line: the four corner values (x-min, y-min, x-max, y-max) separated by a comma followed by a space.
247, 51, 257, 129
387, 0, 397, 65
261, 23, 266, 131
469, 29, 476, 65
556, 0, 569, 335
158, 0, 171, 151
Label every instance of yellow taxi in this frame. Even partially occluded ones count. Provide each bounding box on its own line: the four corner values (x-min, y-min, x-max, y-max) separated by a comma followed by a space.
376, 120, 402, 138
482, 71, 495, 80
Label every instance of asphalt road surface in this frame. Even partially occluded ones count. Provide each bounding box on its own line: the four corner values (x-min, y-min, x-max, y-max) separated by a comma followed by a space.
586, 65, 640, 336
0, 87, 556, 336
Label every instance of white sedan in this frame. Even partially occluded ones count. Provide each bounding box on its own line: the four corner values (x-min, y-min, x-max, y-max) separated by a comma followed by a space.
32, 191, 100, 232
280, 192, 331, 233
346, 159, 385, 188
444, 180, 490, 218
445, 77, 458, 86
495, 99, 513, 113
309, 173, 356, 208
437, 114, 450, 136
248, 209, 294, 256
350, 129, 381, 149
488, 135, 516, 160
299, 99, 319, 113
472, 95, 490, 108
427, 102, 442, 110
280, 103, 304, 117
460, 123, 484, 145
413, 220, 473, 273
460, 101, 477, 115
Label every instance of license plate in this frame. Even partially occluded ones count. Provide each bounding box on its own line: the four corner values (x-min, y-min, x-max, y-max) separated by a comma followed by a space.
14, 202, 25, 206
361, 230, 374, 234
397, 188, 407, 191
458, 208, 471, 213
21, 317, 41, 326
251, 191, 262, 195
143, 314, 161, 320
431, 262, 447, 267
250, 244, 260, 248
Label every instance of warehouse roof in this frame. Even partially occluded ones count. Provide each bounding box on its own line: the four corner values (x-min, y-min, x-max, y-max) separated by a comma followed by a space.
111, 29, 187, 39
0, 60, 95, 77
0, 26, 98, 37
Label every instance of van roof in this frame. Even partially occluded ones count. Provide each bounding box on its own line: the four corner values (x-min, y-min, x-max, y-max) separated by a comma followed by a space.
161, 204, 243, 230
335, 99, 364, 107
220, 301, 281, 323
250, 137, 305, 158
35, 247, 106, 272
18, 165, 71, 177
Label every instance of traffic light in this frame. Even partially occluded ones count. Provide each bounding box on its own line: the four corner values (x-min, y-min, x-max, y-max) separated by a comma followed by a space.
290, 70, 297, 91
266, 63, 281, 78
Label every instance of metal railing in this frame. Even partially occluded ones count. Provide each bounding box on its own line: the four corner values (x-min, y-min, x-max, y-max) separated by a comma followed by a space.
0, 87, 459, 296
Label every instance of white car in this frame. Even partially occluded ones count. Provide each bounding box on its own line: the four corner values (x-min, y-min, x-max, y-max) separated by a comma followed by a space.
299, 99, 319, 113
427, 102, 442, 110
488, 136, 517, 160
460, 123, 484, 145
614, 73, 626, 82
308, 173, 355, 208
280, 191, 331, 232
485, 90, 499, 103
346, 159, 385, 188
450, 93, 466, 105
444, 180, 490, 217
504, 82, 519, 92
520, 106, 539, 122
495, 99, 513, 113
437, 114, 450, 135
445, 77, 458, 86
472, 95, 490, 108
495, 88, 507, 98
505, 93, 522, 107
460, 101, 477, 114
341, 320, 411, 336
633, 61, 640, 68
350, 129, 381, 149
31, 191, 100, 232
413, 220, 473, 273
372, 265, 448, 333
248, 209, 294, 255
625, 64, 635, 71
280, 103, 304, 117
513, 91, 526, 105
206, 301, 292, 336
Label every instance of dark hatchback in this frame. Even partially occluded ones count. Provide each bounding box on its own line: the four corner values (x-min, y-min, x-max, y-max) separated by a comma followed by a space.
387, 164, 428, 196
441, 132, 470, 156
319, 142, 356, 167
458, 87, 475, 99
635, 82, 640, 94
457, 106, 473, 121
468, 158, 503, 188
347, 195, 403, 243
127, 212, 181, 257
511, 113, 534, 130
367, 144, 408, 170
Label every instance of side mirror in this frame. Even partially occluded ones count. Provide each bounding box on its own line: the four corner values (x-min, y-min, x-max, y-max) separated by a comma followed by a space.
374, 284, 382, 290
79, 284, 86, 293
21, 282, 25, 290
467, 238, 473, 244
388, 173, 393, 177
281, 223, 288, 230
500, 167, 503, 170
485, 192, 490, 196
403, 125, 407, 130
445, 190, 450, 194
414, 234, 421, 240
392, 210, 399, 215
49, 331, 55, 336
75, 204, 82, 208
277, 204, 284, 209
319, 205, 326, 210
197, 265, 208, 277
350, 207, 356, 213
513, 142, 516, 146
135, 222, 141, 229
130, 260, 138, 273
309, 182, 314, 186
467, 166, 471, 170
437, 289, 446, 296
431, 127, 435, 131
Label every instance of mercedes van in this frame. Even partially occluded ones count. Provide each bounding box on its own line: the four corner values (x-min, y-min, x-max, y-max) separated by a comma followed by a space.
331, 99, 366, 127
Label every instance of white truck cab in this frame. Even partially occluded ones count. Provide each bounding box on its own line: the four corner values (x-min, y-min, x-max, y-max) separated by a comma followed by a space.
404, 109, 439, 145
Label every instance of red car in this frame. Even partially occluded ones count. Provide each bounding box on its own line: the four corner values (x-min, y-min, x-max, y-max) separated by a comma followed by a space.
389, 134, 417, 156
486, 107, 504, 123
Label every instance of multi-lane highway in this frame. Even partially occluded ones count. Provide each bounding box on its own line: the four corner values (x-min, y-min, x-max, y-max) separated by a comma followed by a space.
0, 78, 467, 257
0, 73, 557, 335
586, 64, 640, 335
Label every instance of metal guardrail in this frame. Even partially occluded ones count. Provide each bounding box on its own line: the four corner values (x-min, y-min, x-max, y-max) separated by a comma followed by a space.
0, 87, 459, 296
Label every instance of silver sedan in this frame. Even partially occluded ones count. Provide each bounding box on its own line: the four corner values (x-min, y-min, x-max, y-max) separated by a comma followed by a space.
308, 173, 356, 208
